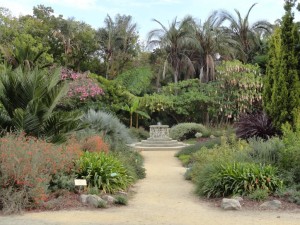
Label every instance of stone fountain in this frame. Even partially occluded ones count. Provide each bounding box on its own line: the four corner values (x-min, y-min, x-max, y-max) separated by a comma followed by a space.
131, 124, 188, 150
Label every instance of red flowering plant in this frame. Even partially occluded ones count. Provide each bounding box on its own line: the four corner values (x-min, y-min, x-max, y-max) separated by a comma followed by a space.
60, 68, 104, 109
0, 133, 83, 213
81, 135, 110, 153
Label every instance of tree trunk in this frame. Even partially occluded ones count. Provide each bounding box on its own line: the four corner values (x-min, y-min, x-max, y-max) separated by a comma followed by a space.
136, 114, 139, 129
130, 113, 133, 128
204, 111, 209, 126
174, 70, 178, 83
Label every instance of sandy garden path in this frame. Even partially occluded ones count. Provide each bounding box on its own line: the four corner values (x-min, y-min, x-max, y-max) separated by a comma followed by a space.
1, 150, 300, 225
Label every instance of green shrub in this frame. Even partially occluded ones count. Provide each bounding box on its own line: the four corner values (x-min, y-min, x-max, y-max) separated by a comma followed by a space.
97, 200, 108, 208
80, 109, 136, 150
87, 187, 100, 195
275, 186, 300, 205
247, 137, 283, 165
114, 195, 128, 205
129, 127, 149, 141
184, 168, 193, 180
114, 149, 146, 180
247, 189, 269, 201
49, 172, 76, 192
187, 136, 248, 182
170, 123, 209, 141
178, 154, 191, 167
75, 152, 133, 193
196, 162, 283, 198
278, 123, 300, 183
175, 137, 221, 157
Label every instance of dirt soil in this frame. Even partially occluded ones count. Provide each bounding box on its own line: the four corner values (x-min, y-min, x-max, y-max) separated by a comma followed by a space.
1, 150, 300, 225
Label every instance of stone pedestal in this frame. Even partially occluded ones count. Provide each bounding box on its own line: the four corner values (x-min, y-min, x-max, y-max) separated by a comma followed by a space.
132, 124, 188, 150
149, 125, 170, 140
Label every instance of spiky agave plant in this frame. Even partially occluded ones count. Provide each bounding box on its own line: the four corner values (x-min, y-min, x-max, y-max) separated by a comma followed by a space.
235, 112, 277, 140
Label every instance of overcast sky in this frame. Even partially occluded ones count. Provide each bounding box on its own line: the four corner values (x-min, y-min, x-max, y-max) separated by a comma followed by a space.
1, 0, 299, 40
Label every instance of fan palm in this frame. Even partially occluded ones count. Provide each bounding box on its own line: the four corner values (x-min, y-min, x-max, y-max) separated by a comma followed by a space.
0, 66, 82, 143
219, 3, 272, 63
147, 16, 197, 83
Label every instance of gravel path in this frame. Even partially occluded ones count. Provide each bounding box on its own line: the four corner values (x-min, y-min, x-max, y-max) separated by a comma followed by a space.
1, 150, 299, 225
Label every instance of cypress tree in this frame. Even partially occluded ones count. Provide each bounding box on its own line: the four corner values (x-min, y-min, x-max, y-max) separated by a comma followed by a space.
263, 0, 300, 129
263, 28, 281, 115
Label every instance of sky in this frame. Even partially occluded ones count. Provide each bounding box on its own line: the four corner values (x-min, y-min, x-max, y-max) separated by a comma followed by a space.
1, 0, 299, 40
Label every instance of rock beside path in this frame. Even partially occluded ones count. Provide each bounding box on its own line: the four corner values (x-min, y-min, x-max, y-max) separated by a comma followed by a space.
221, 198, 242, 210
260, 200, 282, 210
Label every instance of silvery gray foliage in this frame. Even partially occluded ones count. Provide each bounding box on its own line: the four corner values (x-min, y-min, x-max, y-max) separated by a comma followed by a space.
80, 109, 136, 150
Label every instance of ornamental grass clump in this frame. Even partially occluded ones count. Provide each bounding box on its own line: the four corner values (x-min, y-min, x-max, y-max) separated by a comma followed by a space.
75, 152, 133, 193
234, 112, 277, 140
196, 162, 283, 198
0, 133, 82, 214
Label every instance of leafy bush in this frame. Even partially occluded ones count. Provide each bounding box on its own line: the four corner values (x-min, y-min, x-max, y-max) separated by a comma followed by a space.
0, 133, 82, 214
75, 152, 133, 193
196, 162, 283, 198
247, 137, 283, 165
115, 149, 146, 180
247, 189, 269, 201
275, 186, 300, 205
170, 123, 209, 141
129, 127, 150, 141
115, 67, 153, 96
278, 123, 300, 183
114, 195, 128, 205
97, 199, 108, 208
178, 155, 191, 167
175, 137, 221, 158
187, 136, 249, 182
48, 172, 76, 192
81, 109, 136, 150
235, 112, 277, 140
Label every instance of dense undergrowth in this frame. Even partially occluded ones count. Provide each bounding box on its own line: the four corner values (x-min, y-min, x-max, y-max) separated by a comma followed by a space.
177, 122, 300, 205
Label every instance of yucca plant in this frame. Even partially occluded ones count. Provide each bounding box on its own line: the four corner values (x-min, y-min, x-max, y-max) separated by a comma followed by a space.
235, 112, 277, 140
0, 66, 82, 143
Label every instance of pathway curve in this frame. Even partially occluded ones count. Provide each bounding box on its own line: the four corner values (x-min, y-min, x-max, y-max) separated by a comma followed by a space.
1, 150, 300, 225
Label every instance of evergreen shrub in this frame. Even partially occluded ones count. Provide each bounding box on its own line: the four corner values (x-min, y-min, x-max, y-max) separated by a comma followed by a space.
170, 123, 209, 141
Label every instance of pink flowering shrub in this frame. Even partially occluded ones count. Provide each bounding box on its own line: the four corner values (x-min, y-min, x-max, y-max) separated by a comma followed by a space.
61, 68, 104, 101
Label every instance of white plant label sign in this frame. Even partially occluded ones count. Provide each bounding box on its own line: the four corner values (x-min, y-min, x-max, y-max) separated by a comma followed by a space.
74, 179, 87, 186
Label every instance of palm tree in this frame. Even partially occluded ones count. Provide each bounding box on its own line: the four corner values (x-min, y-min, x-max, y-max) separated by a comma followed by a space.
147, 16, 197, 83
98, 14, 138, 79
190, 12, 237, 82
219, 3, 272, 63
122, 98, 150, 128
0, 66, 82, 143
